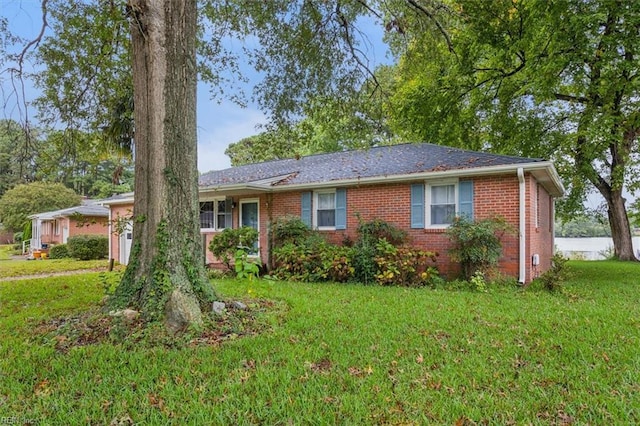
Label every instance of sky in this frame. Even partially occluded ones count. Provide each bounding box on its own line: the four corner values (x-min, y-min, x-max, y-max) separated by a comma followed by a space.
1, 0, 388, 174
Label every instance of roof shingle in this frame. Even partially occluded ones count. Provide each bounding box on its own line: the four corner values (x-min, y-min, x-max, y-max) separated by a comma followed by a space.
199, 143, 544, 187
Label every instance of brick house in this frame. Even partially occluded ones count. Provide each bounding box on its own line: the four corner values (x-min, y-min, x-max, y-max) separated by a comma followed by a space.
28, 202, 110, 252
104, 143, 564, 283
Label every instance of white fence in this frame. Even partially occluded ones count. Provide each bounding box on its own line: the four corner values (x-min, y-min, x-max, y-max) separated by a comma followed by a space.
555, 237, 640, 260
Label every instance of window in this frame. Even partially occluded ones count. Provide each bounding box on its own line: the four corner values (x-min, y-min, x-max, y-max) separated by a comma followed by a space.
316, 191, 336, 228
302, 189, 347, 230
430, 184, 456, 225
217, 200, 228, 229
200, 202, 215, 229
200, 199, 231, 230
412, 180, 473, 229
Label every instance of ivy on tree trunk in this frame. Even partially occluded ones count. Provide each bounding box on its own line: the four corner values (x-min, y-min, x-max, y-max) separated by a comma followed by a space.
110, 0, 215, 329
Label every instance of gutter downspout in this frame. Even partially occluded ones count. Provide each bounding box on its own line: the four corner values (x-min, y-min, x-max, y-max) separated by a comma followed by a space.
517, 168, 526, 284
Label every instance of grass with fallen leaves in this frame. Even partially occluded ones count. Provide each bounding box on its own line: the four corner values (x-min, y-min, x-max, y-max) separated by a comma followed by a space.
0, 261, 638, 424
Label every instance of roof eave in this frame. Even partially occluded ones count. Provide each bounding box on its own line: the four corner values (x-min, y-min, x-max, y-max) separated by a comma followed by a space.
104, 162, 565, 203
268, 161, 565, 197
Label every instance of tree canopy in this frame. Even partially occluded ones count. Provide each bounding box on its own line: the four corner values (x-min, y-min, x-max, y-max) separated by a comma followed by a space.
0, 181, 80, 232
384, 0, 639, 259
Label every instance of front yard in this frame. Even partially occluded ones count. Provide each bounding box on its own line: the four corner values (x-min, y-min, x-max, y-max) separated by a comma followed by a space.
0, 261, 638, 423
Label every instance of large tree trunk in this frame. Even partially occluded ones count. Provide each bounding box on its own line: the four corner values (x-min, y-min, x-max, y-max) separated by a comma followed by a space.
111, 0, 215, 329
604, 189, 637, 261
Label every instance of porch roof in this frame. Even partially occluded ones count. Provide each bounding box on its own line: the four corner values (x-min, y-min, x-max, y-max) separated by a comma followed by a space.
29, 203, 109, 220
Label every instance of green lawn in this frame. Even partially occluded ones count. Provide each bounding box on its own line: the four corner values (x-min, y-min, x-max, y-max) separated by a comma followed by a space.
0, 261, 639, 424
0, 257, 117, 279
0, 244, 15, 261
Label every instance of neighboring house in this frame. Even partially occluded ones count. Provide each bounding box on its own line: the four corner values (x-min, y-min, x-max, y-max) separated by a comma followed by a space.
103, 143, 564, 283
28, 202, 110, 252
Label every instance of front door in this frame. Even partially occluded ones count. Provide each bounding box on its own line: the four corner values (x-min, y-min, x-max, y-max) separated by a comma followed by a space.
62, 224, 69, 244
240, 199, 259, 255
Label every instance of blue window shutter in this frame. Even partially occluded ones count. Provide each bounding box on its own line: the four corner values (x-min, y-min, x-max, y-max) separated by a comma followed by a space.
335, 188, 347, 230
301, 192, 312, 227
458, 180, 474, 219
410, 183, 425, 228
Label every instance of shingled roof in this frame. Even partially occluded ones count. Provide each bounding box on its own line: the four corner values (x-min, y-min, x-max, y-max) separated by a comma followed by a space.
199, 143, 546, 187
29, 202, 109, 220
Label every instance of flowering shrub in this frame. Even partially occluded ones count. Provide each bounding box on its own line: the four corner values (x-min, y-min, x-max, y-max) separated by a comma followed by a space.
272, 240, 355, 283
374, 239, 440, 287
270, 218, 439, 286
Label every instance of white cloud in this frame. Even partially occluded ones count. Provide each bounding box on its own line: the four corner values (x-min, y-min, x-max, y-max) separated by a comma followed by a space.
197, 101, 266, 173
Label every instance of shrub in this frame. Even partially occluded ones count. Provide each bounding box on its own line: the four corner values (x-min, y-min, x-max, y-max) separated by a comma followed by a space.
533, 252, 570, 292
353, 218, 408, 284
49, 244, 70, 259
271, 236, 328, 282
13, 232, 23, 243
445, 216, 514, 280
67, 235, 108, 260
356, 218, 407, 246
208, 227, 259, 271
234, 248, 261, 280
22, 221, 32, 241
270, 215, 312, 248
374, 238, 440, 287
320, 244, 355, 282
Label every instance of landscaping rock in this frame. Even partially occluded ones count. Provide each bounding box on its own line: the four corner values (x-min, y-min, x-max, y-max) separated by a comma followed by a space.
165, 289, 203, 331
231, 301, 247, 310
212, 301, 226, 315
109, 309, 140, 322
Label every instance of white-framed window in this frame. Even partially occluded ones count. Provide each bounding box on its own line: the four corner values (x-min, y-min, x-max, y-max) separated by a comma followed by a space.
426, 180, 458, 227
199, 199, 230, 231
314, 190, 336, 229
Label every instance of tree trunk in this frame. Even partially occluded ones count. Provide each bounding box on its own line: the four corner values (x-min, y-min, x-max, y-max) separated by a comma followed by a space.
604, 189, 637, 261
110, 0, 215, 329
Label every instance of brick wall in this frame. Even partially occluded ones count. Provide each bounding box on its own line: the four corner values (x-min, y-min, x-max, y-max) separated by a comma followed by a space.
68, 216, 109, 239
266, 173, 554, 282
109, 205, 134, 262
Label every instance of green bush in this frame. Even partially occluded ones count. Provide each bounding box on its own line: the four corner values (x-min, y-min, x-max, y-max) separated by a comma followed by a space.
319, 244, 355, 282
374, 238, 440, 287
67, 235, 108, 260
271, 218, 440, 287
445, 216, 513, 280
234, 248, 261, 280
22, 221, 32, 241
208, 227, 259, 271
270, 215, 312, 248
13, 232, 23, 243
353, 218, 408, 284
271, 230, 357, 283
49, 244, 70, 259
532, 252, 570, 292
356, 218, 408, 246
271, 235, 329, 282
